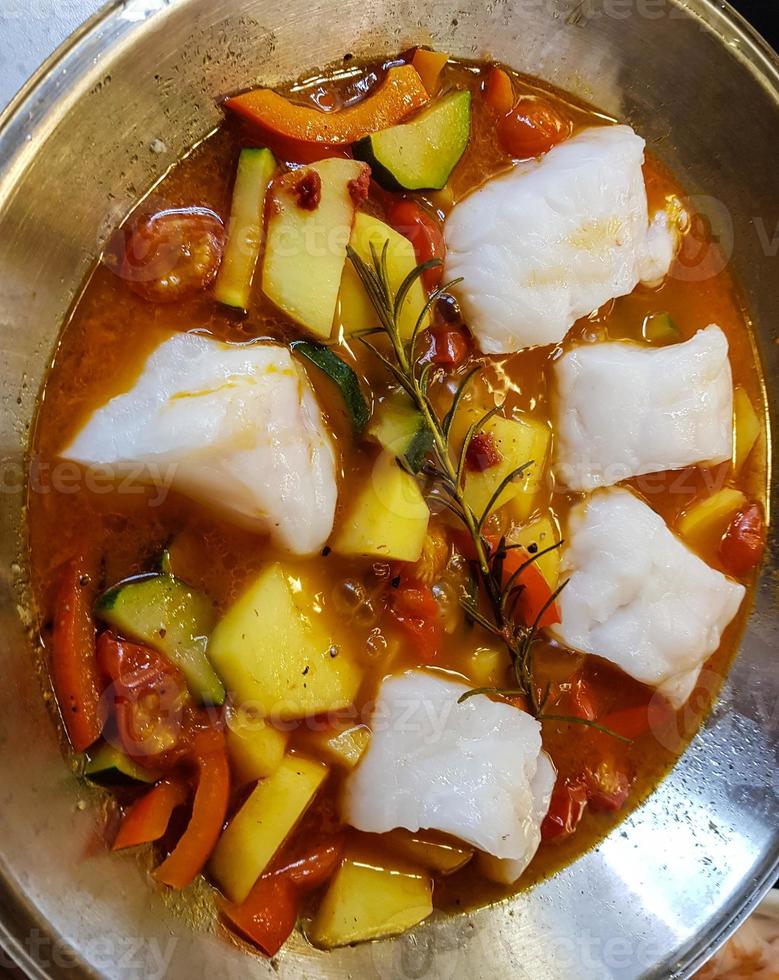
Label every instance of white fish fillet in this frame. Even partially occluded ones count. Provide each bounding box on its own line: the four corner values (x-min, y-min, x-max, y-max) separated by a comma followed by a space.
444, 125, 676, 353
549, 488, 745, 707
62, 333, 337, 555
553, 325, 734, 492
343, 670, 555, 879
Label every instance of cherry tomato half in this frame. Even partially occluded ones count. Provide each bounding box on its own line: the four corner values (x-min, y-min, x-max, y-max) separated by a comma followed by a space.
719, 502, 766, 576
386, 199, 445, 291
497, 98, 572, 159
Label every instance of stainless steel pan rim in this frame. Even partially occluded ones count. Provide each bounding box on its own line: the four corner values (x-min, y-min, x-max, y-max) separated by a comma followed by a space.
0, 1, 777, 978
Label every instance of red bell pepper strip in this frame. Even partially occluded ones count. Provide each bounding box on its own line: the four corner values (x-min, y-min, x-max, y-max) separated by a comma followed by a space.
386, 199, 445, 290
276, 833, 345, 893
500, 545, 561, 628
541, 779, 588, 841
112, 779, 190, 851
221, 874, 299, 957
389, 574, 444, 663
153, 727, 230, 889
50, 559, 103, 752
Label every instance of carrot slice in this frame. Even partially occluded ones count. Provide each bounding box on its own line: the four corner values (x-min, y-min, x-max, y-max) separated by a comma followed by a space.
224, 65, 428, 145
484, 67, 514, 115
411, 49, 449, 95
51, 559, 103, 752
153, 728, 230, 889
112, 779, 189, 851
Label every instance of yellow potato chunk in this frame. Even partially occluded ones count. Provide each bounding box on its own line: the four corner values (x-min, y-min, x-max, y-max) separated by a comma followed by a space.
462, 645, 506, 688
733, 386, 760, 474
331, 451, 430, 562
262, 158, 367, 339
225, 706, 289, 784
308, 852, 433, 949
208, 563, 362, 720
209, 753, 328, 903
506, 512, 562, 588
678, 488, 747, 556
294, 723, 371, 769
383, 829, 473, 875
336, 212, 430, 341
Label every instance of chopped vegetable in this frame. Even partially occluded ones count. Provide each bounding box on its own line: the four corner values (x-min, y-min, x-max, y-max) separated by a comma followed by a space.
154, 726, 230, 889
225, 706, 289, 783
677, 488, 747, 557
354, 91, 471, 191
733, 385, 760, 473
96, 573, 225, 706
294, 723, 371, 769
410, 48, 449, 95
225, 66, 428, 145
366, 391, 432, 473
465, 430, 501, 472
209, 754, 329, 903
292, 340, 370, 433
83, 742, 161, 784
642, 311, 681, 344
383, 829, 472, 874
386, 198, 445, 290
337, 212, 431, 340
277, 832, 346, 892
112, 779, 189, 850
541, 779, 588, 841
214, 148, 278, 311
96, 632, 189, 766
497, 97, 572, 158
121, 208, 225, 304
330, 451, 430, 562
389, 575, 443, 663
498, 544, 561, 628
221, 873, 298, 957
308, 851, 433, 949
484, 66, 514, 115
428, 323, 471, 366
50, 559, 103, 752
584, 753, 632, 812
453, 409, 550, 521
208, 563, 362, 720
463, 646, 505, 688
262, 158, 369, 338
506, 513, 561, 590
719, 502, 766, 576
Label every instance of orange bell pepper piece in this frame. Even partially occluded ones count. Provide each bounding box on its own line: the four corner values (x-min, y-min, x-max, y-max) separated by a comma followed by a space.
112, 779, 190, 851
224, 65, 428, 145
221, 874, 298, 957
484, 67, 514, 115
51, 559, 103, 752
411, 48, 449, 95
153, 727, 230, 889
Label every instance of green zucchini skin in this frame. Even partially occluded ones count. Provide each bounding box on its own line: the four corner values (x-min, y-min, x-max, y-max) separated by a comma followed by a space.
353, 91, 472, 192
82, 742, 161, 783
95, 573, 225, 706
291, 341, 371, 434
368, 394, 432, 473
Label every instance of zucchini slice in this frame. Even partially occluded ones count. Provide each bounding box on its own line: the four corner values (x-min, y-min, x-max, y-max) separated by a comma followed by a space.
96, 574, 225, 706
642, 312, 680, 344
214, 147, 278, 311
367, 392, 432, 473
353, 91, 471, 191
82, 742, 161, 783
292, 341, 370, 434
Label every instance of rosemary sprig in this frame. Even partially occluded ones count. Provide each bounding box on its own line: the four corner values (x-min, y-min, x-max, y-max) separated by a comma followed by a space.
346, 243, 626, 743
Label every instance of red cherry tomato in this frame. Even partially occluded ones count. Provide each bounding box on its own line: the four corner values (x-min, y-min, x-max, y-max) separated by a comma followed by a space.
121, 207, 225, 303
465, 431, 502, 472
430, 325, 471, 368
719, 502, 766, 576
541, 779, 588, 841
497, 98, 572, 158
386, 199, 445, 290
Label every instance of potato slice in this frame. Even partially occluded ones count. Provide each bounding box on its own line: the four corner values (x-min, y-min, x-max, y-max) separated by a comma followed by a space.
262, 158, 368, 338
308, 851, 432, 949
225, 706, 289, 783
453, 408, 551, 522
462, 645, 506, 688
209, 753, 328, 903
294, 723, 371, 769
678, 488, 747, 557
336, 213, 430, 341
383, 829, 473, 875
208, 563, 362, 720
733, 386, 760, 474
331, 451, 430, 561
